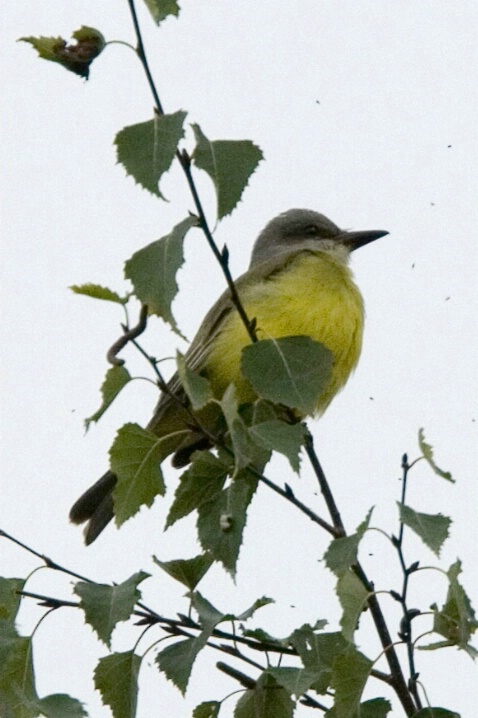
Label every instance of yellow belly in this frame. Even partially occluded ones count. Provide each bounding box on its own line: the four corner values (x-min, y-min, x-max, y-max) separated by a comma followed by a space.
206, 251, 365, 414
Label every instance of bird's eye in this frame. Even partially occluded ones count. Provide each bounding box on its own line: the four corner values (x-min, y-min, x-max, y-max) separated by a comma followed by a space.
304, 224, 319, 235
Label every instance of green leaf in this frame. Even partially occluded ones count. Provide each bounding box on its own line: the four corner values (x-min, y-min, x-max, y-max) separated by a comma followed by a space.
153, 554, 214, 591
193, 701, 221, 718
327, 698, 392, 718
166, 451, 229, 528
85, 366, 132, 430
412, 710, 460, 718
156, 635, 209, 695
191, 124, 263, 220
248, 420, 306, 473
94, 651, 140, 718
398, 503, 451, 556
324, 509, 373, 577
234, 672, 294, 718
70, 283, 127, 304
124, 216, 196, 335
143, 0, 180, 24
356, 698, 392, 718
109, 423, 167, 527
289, 627, 348, 695
74, 572, 149, 647
427, 560, 478, 656
37, 694, 87, 718
418, 428, 454, 482
242, 628, 285, 645
0, 629, 37, 716
336, 571, 370, 643
176, 351, 213, 409
197, 473, 258, 575
115, 112, 187, 198
330, 647, 373, 718
0, 578, 25, 623
241, 337, 333, 414
190, 592, 272, 628
191, 592, 226, 629
267, 666, 319, 698
19, 26, 105, 79
235, 596, 274, 622
221, 385, 266, 473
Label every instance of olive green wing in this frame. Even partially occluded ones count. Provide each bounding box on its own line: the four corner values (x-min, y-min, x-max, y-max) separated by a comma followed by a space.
146, 249, 300, 434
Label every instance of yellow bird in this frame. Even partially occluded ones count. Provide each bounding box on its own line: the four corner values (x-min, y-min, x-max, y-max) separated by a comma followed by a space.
70, 209, 387, 543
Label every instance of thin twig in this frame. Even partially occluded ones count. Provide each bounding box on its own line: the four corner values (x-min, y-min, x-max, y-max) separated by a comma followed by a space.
106, 303, 148, 366
125, 0, 257, 344
304, 432, 345, 535
0, 529, 93, 583
18, 590, 79, 609
391, 454, 423, 710
353, 561, 418, 716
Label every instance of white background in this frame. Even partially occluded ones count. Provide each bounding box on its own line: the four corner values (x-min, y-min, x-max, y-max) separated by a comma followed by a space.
2, 1, 478, 716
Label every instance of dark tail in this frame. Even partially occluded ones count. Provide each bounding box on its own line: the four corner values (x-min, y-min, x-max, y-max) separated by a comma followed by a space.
69, 470, 117, 545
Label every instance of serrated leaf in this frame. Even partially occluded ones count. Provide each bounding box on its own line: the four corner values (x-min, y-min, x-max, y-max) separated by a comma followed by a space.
0, 578, 25, 623
143, 0, 180, 24
85, 366, 132, 430
115, 112, 187, 198
330, 648, 373, 718
249, 420, 306, 473
70, 283, 127, 304
124, 216, 196, 335
268, 666, 319, 698
94, 651, 140, 718
191, 592, 226, 629
191, 124, 263, 220
235, 596, 274, 622
241, 337, 333, 414
20, 26, 105, 79
336, 572, 369, 643
176, 351, 212, 409
413, 709, 460, 718
189, 592, 272, 629
0, 630, 37, 715
166, 451, 230, 528
418, 428, 454, 482
109, 423, 168, 526
74, 572, 149, 647
221, 385, 266, 473
234, 672, 294, 718
156, 635, 209, 695
324, 509, 373, 577
193, 701, 220, 718
153, 554, 214, 591
398, 503, 451, 556
289, 628, 347, 695
429, 560, 478, 655
197, 473, 257, 575
37, 694, 87, 718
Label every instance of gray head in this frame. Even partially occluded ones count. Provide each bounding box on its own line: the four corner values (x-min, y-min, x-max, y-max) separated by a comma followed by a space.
250, 209, 388, 267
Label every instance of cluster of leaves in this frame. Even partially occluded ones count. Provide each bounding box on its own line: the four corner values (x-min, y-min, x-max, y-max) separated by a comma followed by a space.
4, 2, 476, 718
1, 448, 475, 718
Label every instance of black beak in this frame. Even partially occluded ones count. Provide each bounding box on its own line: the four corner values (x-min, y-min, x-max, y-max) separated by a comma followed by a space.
341, 228, 389, 251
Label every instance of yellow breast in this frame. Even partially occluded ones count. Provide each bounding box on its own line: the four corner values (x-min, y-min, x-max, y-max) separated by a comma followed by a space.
206, 251, 365, 414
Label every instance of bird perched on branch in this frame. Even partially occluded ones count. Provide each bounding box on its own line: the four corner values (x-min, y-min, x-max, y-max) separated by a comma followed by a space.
70, 209, 387, 544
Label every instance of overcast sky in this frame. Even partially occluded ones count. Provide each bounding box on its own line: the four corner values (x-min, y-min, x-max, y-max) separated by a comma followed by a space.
2, 2, 478, 716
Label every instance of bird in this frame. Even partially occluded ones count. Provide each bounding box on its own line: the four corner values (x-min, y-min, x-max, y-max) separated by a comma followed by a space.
70, 209, 388, 544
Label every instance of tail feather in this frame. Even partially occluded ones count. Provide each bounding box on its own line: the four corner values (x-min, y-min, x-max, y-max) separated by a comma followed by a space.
69, 470, 117, 543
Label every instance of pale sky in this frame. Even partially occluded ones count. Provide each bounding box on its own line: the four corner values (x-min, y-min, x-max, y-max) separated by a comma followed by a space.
2, 2, 478, 716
